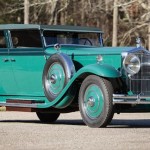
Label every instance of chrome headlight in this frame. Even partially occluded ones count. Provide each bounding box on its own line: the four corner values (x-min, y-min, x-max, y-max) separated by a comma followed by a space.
123, 54, 140, 75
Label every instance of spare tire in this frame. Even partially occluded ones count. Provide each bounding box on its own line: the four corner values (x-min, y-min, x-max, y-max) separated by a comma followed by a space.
43, 53, 75, 101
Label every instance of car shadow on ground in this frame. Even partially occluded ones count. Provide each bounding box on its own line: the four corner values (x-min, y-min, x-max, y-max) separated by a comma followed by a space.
109, 119, 150, 128
1, 119, 150, 128
0, 119, 85, 126
0, 120, 40, 124
55, 119, 150, 128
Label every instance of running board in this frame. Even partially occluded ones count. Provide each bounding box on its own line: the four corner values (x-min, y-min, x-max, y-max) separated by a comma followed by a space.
0, 100, 45, 112
113, 94, 150, 104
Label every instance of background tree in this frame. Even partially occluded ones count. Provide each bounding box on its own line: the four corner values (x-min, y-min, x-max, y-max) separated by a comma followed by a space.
112, 0, 118, 46
24, 0, 29, 24
148, 0, 150, 50
0, 0, 149, 49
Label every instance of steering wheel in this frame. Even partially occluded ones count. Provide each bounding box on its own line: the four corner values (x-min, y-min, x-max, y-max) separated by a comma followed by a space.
79, 38, 93, 46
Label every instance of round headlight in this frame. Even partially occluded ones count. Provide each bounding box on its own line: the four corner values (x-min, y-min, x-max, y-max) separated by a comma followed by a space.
123, 54, 140, 75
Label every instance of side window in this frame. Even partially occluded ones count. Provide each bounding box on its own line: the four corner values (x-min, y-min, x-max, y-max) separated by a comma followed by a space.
43, 31, 75, 46
10, 30, 42, 48
0, 31, 6, 48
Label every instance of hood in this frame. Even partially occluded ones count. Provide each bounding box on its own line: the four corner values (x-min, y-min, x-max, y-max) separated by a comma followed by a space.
45, 45, 142, 56
66, 46, 136, 56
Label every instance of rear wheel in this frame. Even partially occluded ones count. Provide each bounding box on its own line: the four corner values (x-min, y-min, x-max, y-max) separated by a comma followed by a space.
36, 112, 60, 123
79, 75, 113, 128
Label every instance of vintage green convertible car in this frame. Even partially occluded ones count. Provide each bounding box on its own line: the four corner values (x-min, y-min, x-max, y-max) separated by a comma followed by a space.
0, 24, 149, 128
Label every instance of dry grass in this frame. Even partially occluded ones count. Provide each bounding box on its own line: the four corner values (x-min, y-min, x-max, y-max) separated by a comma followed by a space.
0, 106, 6, 111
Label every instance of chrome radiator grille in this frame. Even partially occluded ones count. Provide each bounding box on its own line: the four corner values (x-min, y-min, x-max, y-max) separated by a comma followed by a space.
129, 52, 150, 95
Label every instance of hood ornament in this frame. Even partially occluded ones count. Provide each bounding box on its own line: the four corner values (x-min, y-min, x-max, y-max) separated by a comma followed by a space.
136, 37, 142, 48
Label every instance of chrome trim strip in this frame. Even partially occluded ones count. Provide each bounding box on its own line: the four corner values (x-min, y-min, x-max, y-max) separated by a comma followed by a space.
0, 103, 38, 108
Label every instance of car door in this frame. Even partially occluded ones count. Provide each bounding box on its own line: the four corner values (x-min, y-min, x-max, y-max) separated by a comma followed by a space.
0, 30, 18, 95
9, 29, 46, 96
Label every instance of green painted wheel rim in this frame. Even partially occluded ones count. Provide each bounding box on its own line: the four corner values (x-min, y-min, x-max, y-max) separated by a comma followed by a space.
84, 84, 104, 118
46, 62, 65, 95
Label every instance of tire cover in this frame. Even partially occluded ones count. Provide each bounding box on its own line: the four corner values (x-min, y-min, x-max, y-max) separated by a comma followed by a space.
43, 53, 75, 101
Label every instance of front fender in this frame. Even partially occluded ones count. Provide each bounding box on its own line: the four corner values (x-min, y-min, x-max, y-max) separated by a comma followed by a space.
38, 63, 120, 108
77, 63, 121, 78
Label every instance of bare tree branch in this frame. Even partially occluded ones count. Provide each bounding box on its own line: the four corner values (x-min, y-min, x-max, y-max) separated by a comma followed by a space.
120, 23, 148, 46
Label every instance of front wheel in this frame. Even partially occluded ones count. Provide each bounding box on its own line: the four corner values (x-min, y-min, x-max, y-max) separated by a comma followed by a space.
79, 75, 113, 128
36, 112, 60, 123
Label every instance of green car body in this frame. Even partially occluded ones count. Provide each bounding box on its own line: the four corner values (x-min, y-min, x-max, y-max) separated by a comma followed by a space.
0, 24, 149, 128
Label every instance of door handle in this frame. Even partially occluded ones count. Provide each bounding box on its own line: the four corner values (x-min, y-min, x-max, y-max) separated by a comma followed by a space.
10, 58, 16, 62
3, 58, 9, 62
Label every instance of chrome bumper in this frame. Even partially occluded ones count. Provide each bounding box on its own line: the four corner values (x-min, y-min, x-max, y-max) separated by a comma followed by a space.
113, 94, 150, 104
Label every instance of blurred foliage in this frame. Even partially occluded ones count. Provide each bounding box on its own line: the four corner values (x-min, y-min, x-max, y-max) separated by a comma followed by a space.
0, 0, 149, 47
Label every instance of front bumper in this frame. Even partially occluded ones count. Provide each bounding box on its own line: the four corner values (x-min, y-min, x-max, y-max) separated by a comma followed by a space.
113, 94, 150, 104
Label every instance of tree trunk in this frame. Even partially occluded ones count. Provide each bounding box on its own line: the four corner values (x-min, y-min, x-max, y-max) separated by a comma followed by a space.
112, 0, 118, 47
148, 0, 150, 50
60, 1, 65, 25
24, 0, 29, 24
148, 22, 150, 50
105, 0, 109, 12
48, 0, 59, 25
81, 0, 85, 26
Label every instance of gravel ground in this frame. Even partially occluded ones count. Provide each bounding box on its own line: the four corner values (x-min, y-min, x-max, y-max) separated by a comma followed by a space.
0, 111, 150, 150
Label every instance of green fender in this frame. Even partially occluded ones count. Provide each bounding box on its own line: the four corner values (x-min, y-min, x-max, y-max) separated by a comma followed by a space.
77, 63, 121, 78
38, 63, 120, 108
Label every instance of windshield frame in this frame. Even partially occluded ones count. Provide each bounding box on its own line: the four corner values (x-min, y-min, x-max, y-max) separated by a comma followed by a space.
42, 30, 103, 48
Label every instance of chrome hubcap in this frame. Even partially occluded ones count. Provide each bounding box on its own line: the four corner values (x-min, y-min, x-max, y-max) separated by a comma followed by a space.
84, 84, 104, 118
50, 74, 57, 84
87, 96, 95, 107
46, 62, 65, 95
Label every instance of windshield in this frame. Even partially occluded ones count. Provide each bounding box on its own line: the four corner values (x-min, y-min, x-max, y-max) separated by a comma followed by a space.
43, 31, 101, 47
